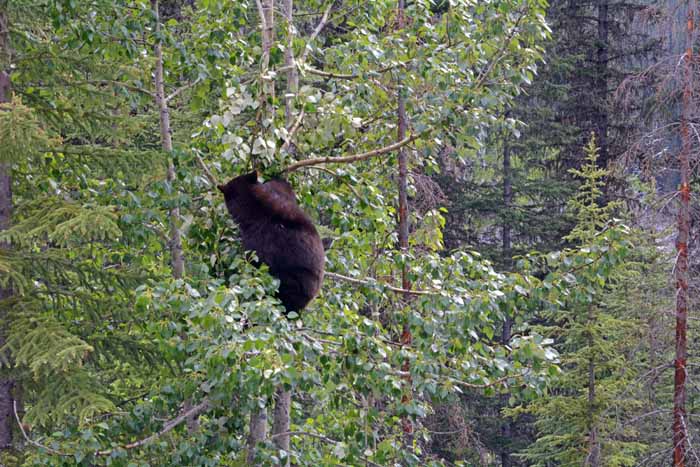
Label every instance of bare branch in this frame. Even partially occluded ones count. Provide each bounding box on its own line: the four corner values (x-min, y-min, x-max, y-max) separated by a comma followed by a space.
95, 399, 212, 456
473, 9, 527, 91
287, 107, 305, 136
303, 62, 404, 79
298, 1, 335, 64
194, 152, 219, 187
396, 371, 517, 390
255, 0, 268, 31
281, 108, 306, 152
302, 65, 356, 80
14, 400, 66, 456
165, 78, 201, 103
283, 132, 424, 172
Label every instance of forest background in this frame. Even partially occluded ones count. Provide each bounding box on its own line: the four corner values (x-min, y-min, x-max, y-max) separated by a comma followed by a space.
0, 0, 698, 466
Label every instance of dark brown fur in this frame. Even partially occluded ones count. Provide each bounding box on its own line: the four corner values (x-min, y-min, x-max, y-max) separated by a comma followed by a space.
218, 172, 325, 314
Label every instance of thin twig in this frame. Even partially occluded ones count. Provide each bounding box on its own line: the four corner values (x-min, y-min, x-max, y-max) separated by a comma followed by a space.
255, 0, 267, 31
281, 108, 306, 152
302, 62, 405, 80
298, 1, 335, 64
473, 9, 527, 91
194, 152, 219, 187
283, 132, 425, 172
165, 78, 201, 103
304, 165, 362, 199
303, 65, 356, 79
14, 400, 67, 456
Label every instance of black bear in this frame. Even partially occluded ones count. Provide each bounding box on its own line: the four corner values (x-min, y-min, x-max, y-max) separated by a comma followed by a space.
218, 172, 325, 314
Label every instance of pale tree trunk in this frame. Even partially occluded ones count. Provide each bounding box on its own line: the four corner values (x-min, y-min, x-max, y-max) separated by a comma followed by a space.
248, 1, 275, 462
152, 0, 199, 436
672, 3, 693, 466
500, 138, 512, 467
396, 0, 413, 440
152, 0, 184, 280
271, 0, 294, 463
247, 408, 268, 464
258, 0, 275, 127
282, 0, 297, 139
0, 0, 14, 450
271, 386, 290, 463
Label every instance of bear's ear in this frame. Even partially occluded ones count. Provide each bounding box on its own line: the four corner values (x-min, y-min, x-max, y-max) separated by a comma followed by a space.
247, 171, 261, 183
217, 184, 226, 192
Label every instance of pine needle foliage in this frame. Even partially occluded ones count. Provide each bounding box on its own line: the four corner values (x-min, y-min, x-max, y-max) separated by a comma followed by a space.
0, 97, 54, 163
0, 198, 122, 248
565, 134, 620, 242
518, 136, 646, 466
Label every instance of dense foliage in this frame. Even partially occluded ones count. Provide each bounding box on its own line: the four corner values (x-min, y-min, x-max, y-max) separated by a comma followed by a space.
0, 0, 697, 466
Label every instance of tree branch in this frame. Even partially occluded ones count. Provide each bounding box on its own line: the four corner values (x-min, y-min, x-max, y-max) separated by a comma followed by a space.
303, 65, 356, 79
14, 400, 66, 456
473, 9, 527, 91
194, 152, 219, 187
95, 399, 212, 456
298, 1, 335, 64
255, 0, 267, 31
281, 108, 305, 152
395, 371, 518, 389
165, 78, 201, 103
324, 271, 438, 296
283, 132, 424, 172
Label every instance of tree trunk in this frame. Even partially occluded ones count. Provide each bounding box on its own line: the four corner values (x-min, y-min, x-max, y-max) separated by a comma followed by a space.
282, 0, 297, 136
672, 5, 692, 466
259, 0, 275, 128
152, 0, 198, 437
271, 2, 294, 462
152, 0, 184, 280
248, 2, 275, 461
586, 306, 599, 467
0, 1, 14, 450
596, 0, 609, 168
272, 386, 290, 464
396, 0, 413, 439
500, 138, 512, 467
247, 408, 268, 464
